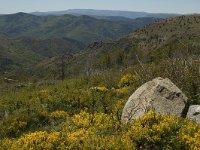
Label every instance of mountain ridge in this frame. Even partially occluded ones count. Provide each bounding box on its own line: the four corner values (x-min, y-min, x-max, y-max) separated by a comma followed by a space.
31, 9, 179, 19
0, 12, 159, 44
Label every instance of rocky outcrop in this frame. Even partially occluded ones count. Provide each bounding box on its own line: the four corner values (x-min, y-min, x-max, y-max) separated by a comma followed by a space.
187, 105, 200, 123
121, 77, 188, 123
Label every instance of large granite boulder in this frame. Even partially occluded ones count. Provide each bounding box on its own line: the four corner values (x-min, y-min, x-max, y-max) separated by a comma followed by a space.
121, 77, 188, 123
187, 105, 200, 123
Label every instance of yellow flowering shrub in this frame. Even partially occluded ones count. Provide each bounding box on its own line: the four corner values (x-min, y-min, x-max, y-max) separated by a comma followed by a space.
79, 91, 91, 104
90, 86, 109, 93
179, 120, 200, 150
93, 113, 115, 130
114, 100, 125, 111
72, 111, 92, 128
85, 135, 136, 150
50, 110, 69, 120
1, 111, 200, 150
1, 116, 28, 138
8, 120, 27, 135
118, 74, 140, 87
49, 111, 69, 126
121, 134, 136, 150
126, 112, 181, 149
7, 131, 60, 150
112, 100, 125, 121
72, 111, 118, 130
39, 89, 49, 94
113, 87, 130, 96
0, 138, 13, 150
67, 128, 92, 142
63, 128, 94, 149
192, 131, 200, 150
97, 86, 109, 92
38, 89, 54, 102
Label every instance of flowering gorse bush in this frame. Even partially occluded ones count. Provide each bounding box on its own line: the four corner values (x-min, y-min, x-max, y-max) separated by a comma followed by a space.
179, 121, 200, 150
118, 74, 140, 88
50, 110, 69, 120
1, 131, 60, 150
1, 111, 200, 150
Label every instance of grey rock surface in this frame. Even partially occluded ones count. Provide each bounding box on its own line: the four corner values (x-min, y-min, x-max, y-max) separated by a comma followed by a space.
121, 77, 188, 123
187, 105, 200, 123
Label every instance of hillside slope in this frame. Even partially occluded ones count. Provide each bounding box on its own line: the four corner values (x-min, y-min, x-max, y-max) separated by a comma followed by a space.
94, 15, 200, 60
0, 37, 84, 71
0, 13, 159, 44
46, 15, 200, 76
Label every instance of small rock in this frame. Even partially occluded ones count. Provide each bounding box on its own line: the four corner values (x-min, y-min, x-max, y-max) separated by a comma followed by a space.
187, 105, 200, 123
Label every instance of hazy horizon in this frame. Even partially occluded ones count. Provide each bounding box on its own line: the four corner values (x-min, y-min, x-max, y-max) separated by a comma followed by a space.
0, 0, 200, 14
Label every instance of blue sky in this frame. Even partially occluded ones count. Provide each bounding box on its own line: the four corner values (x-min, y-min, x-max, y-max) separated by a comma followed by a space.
0, 0, 199, 14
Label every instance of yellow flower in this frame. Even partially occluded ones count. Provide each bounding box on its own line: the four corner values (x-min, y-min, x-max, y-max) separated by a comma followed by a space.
72, 111, 92, 128
114, 87, 129, 95
50, 110, 69, 120
10, 131, 60, 150
93, 113, 114, 129
90, 86, 109, 92
118, 74, 140, 87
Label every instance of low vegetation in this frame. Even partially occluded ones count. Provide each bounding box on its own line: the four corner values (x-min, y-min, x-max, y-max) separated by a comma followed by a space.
0, 58, 200, 149
1, 111, 200, 149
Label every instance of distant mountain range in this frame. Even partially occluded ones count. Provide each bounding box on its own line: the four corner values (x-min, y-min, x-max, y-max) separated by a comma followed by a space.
32, 9, 179, 19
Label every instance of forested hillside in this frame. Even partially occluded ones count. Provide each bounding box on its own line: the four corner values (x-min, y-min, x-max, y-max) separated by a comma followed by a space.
37, 15, 200, 78
0, 13, 159, 72
0, 13, 159, 44
0, 37, 84, 72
